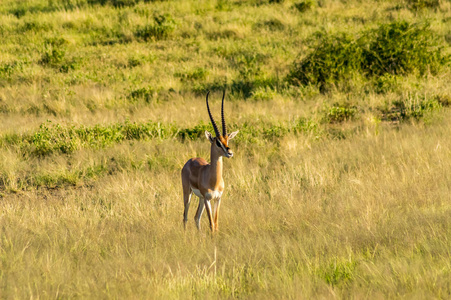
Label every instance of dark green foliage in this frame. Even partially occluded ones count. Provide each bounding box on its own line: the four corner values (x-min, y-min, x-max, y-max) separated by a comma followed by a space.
28, 120, 176, 156
177, 122, 211, 141
263, 124, 289, 139
229, 52, 279, 98
32, 122, 80, 156
19, 20, 54, 32
407, 0, 440, 10
294, 117, 322, 138
287, 21, 449, 90
254, 19, 285, 31
192, 79, 227, 95
175, 68, 208, 82
373, 73, 400, 94
294, 0, 315, 12
135, 13, 176, 41
287, 33, 363, 90
231, 76, 279, 98
40, 47, 66, 67
127, 54, 154, 67
87, 0, 141, 7
434, 94, 451, 107
0, 62, 25, 78
39, 38, 79, 72
379, 95, 444, 122
128, 87, 154, 103
363, 21, 447, 76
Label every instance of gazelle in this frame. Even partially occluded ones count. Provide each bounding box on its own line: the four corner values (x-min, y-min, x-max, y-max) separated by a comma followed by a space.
181, 91, 239, 232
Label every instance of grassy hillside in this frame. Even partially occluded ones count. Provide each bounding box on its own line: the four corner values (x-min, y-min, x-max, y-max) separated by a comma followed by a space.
1, 0, 451, 298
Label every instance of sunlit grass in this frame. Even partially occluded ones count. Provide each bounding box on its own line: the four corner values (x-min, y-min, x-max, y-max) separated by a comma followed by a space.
0, 0, 451, 298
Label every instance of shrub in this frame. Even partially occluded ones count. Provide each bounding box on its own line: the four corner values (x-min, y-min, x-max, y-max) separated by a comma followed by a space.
177, 122, 211, 141
373, 73, 400, 94
294, 0, 315, 12
324, 104, 358, 123
0, 62, 24, 78
287, 33, 363, 90
128, 87, 154, 103
231, 76, 278, 98
363, 21, 447, 76
135, 13, 176, 41
32, 122, 79, 156
40, 47, 66, 67
39, 38, 79, 72
287, 21, 449, 90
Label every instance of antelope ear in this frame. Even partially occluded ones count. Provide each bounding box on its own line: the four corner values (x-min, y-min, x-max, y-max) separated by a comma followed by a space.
205, 131, 214, 143
228, 130, 239, 140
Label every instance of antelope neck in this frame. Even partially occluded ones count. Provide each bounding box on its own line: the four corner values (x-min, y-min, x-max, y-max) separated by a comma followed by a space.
208, 145, 223, 187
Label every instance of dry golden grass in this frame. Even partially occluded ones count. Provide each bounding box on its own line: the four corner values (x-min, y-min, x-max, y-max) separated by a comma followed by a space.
1, 112, 451, 298
1, 0, 451, 297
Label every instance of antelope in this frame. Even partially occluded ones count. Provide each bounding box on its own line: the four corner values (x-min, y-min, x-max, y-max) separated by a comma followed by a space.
181, 91, 239, 232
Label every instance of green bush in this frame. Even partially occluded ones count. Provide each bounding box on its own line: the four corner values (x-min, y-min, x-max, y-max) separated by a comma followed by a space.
177, 122, 211, 141
39, 38, 79, 72
287, 33, 363, 90
363, 21, 447, 76
373, 73, 400, 94
32, 122, 80, 156
293, 0, 315, 13
324, 104, 358, 123
0, 62, 25, 78
135, 13, 176, 41
287, 21, 449, 90
128, 87, 154, 103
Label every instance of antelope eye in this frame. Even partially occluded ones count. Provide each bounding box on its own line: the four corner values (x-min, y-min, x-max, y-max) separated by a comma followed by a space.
215, 140, 222, 147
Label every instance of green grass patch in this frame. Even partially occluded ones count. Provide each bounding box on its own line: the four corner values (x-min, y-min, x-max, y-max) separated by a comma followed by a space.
128, 87, 155, 103
324, 103, 358, 124
26, 120, 176, 156
379, 94, 447, 122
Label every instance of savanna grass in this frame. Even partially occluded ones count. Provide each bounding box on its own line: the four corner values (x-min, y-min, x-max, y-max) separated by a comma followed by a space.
0, 0, 451, 298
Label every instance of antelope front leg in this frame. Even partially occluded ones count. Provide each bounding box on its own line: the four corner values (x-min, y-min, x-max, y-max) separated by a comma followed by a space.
213, 198, 221, 232
183, 191, 193, 229
204, 199, 215, 233
194, 197, 205, 230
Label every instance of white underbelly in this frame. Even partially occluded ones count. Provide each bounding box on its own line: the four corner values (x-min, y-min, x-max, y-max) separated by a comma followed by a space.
206, 190, 222, 200
191, 188, 222, 200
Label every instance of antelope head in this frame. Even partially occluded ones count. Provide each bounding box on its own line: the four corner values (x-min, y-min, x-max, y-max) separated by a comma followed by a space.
205, 91, 239, 158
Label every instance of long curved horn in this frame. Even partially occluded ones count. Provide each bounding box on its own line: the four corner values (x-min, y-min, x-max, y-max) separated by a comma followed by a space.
206, 91, 220, 137
221, 90, 227, 137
